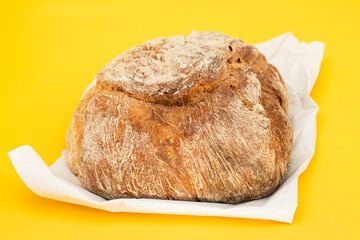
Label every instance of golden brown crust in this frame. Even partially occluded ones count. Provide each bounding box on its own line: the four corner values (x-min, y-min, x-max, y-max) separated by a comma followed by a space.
66, 31, 293, 203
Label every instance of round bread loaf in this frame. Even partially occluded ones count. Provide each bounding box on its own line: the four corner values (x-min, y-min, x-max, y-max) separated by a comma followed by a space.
66, 31, 293, 203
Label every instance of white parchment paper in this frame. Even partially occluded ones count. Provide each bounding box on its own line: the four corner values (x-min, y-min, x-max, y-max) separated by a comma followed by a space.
8, 33, 324, 223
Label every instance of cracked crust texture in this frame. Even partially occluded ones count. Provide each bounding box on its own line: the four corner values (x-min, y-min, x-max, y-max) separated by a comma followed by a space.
66, 31, 293, 203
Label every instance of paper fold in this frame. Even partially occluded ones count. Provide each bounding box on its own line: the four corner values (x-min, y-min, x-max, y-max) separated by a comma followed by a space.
8, 33, 324, 223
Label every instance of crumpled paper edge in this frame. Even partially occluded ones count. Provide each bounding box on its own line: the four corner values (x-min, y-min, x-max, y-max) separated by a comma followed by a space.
8, 32, 325, 223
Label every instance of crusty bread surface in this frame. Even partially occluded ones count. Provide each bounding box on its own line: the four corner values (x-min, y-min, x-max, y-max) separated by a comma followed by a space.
66, 31, 293, 203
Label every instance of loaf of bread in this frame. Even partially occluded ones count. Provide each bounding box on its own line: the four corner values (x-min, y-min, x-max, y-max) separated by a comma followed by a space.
66, 31, 293, 204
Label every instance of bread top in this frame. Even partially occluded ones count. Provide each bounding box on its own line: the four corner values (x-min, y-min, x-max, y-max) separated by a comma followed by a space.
97, 31, 287, 110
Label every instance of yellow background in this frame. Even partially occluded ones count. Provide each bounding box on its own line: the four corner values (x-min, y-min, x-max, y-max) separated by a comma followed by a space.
1, 0, 360, 239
